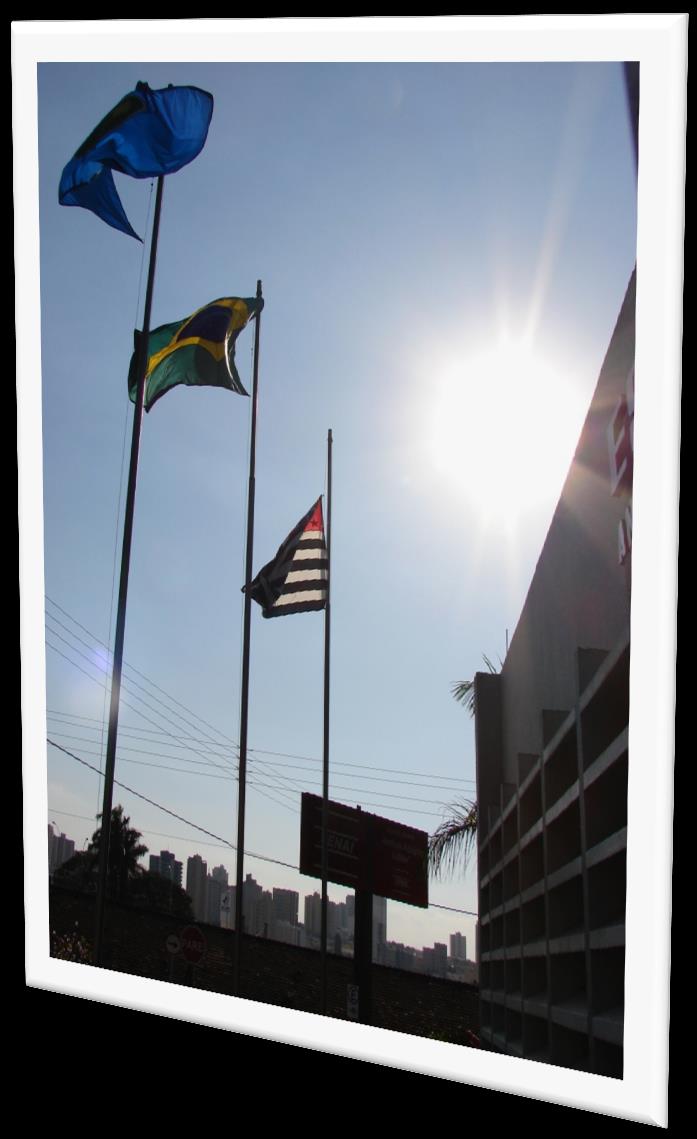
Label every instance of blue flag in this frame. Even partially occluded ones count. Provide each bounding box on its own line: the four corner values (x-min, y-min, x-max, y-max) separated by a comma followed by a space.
59, 82, 214, 240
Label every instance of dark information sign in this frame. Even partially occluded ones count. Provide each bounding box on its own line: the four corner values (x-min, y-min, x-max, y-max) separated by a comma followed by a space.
300, 794, 362, 891
371, 813, 429, 908
299, 792, 428, 908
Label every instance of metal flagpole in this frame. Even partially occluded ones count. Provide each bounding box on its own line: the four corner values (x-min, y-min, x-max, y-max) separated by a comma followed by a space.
233, 279, 263, 995
93, 174, 165, 966
321, 428, 333, 1013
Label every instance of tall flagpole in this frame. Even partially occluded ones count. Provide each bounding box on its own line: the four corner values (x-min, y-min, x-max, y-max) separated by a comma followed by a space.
93, 174, 165, 966
233, 279, 263, 995
321, 428, 333, 1013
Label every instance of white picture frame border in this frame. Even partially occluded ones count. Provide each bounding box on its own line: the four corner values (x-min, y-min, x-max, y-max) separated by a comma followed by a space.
16, 16, 686, 1126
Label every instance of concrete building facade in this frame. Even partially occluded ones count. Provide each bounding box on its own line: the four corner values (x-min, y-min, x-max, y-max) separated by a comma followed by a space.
474, 272, 635, 1077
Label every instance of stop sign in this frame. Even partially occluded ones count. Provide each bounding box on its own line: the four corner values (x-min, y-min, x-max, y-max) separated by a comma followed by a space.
180, 925, 206, 964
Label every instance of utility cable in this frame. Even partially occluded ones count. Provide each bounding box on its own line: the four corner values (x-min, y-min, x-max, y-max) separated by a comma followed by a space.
45, 597, 476, 786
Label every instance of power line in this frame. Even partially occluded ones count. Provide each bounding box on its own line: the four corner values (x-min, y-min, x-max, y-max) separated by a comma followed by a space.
47, 611, 236, 756
46, 595, 237, 745
44, 715, 297, 834
46, 708, 476, 789
429, 903, 478, 917
46, 602, 477, 835
46, 731, 235, 771
45, 636, 237, 777
48, 731, 455, 816
248, 745, 475, 786
45, 597, 476, 786
46, 739, 297, 872
48, 737, 449, 817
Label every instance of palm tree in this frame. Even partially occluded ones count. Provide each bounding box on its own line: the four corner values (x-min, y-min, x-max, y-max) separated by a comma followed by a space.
450, 653, 500, 717
87, 804, 148, 899
427, 655, 500, 879
428, 799, 478, 879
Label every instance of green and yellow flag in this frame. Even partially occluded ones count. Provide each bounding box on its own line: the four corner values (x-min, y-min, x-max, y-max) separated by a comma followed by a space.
128, 296, 263, 412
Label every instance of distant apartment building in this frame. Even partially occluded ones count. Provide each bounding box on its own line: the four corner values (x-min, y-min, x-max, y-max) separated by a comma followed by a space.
304, 893, 342, 944
304, 892, 322, 940
275, 921, 303, 946
217, 874, 270, 933
449, 957, 479, 985
372, 896, 387, 962
48, 824, 75, 873
186, 854, 208, 922
450, 932, 467, 961
272, 888, 299, 927
251, 889, 273, 937
149, 850, 182, 887
421, 943, 448, 978
164, 851, 183, 887
206, 875, 224, 926
302, 891, 386, 959
335, 900, 349, 934
239, 873, 273, 936
383, 941, 418, 971
202, 865, 229, 926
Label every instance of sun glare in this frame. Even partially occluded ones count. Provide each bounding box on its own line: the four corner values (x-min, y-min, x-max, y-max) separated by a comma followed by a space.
430, 342, 586, 529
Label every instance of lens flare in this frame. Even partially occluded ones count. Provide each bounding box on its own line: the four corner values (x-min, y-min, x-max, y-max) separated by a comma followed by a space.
430, 342, 586, 529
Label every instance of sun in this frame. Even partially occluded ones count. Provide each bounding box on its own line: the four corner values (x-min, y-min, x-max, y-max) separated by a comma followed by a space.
429, 340, 587, 529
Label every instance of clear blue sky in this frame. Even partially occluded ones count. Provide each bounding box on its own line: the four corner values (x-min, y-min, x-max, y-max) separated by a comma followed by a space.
38, 60, 637, 952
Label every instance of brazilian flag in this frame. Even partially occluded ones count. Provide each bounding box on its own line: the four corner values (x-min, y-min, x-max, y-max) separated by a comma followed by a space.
128, 296, 263, 412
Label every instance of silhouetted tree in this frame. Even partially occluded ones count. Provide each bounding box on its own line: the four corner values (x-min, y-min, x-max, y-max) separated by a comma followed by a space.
87, 804, 148, 899
428, 657, 500, 879
54, 851, 95, 890
130, 872, 194, 919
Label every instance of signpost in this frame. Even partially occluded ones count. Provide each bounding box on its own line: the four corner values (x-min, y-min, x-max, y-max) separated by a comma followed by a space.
300, 793, 428, 1025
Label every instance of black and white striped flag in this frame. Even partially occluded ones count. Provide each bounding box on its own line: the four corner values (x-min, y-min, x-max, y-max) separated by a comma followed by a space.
245, 498, 328, 618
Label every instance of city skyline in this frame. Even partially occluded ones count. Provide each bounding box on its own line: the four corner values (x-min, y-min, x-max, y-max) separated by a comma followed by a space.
50, 822, 474, 971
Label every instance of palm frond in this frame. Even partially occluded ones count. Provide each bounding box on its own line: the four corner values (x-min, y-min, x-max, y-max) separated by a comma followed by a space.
450, 678, 475, 713
451, 654, 502, 718
428, 800, 478, 880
